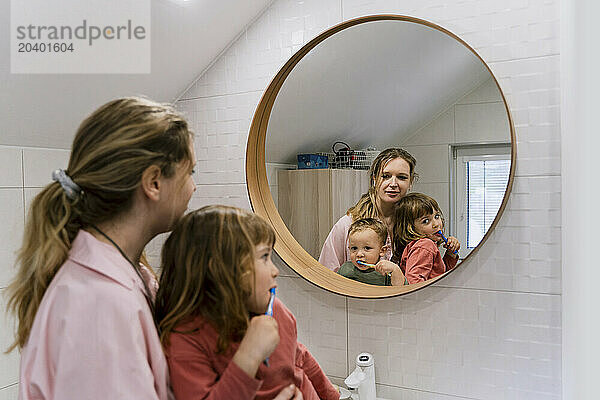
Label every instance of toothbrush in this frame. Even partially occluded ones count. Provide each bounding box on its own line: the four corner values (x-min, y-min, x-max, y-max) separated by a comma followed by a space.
356, 260, 376, 268
356, 260, 391, 277
437, 230, 458, 255
263, 287, 276, 367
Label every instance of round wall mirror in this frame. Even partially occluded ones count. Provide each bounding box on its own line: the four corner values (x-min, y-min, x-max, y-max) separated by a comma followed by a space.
246, 15, 515, 298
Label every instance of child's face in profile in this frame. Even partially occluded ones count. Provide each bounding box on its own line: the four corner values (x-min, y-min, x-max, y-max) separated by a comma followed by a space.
348, 228, 386, 270
246, 243, 279, 314
414, 210, 444, 243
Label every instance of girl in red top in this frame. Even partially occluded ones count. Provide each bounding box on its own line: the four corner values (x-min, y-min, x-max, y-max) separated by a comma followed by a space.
154, 205, 340, 400
392, 193, 461, 284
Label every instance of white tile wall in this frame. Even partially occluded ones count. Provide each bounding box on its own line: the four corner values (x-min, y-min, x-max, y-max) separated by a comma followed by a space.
403, 109, 455, 146
174, 0, 562, 399
277, 276, 348, 377
401, 145, 449, 184
0, 384, 17, 400
0, 190, 24, 289
348, 289, 560, 400
0, 148, 22, 188
22, 148, 70, 188
455, 102, 509, 143
0, 146, 26, 399
0, 145, 71, 398
0, 290, 19, 392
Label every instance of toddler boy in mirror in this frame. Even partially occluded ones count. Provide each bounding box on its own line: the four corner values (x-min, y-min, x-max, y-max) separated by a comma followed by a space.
337, 218, 407, 286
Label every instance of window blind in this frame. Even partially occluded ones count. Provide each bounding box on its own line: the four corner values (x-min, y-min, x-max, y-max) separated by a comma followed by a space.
466, 159, 510, 248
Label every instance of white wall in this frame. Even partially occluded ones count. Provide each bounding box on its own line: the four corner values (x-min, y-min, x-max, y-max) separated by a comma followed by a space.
0, 146, 70, 399
561, 0, 600, 399
401, 78, 510, 231
0, 0, 561, 399
177, 0, 560, 399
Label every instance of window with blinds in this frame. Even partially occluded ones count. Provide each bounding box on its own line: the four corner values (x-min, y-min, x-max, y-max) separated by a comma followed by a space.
451, 144, 511, 257
465, 158, 511, 248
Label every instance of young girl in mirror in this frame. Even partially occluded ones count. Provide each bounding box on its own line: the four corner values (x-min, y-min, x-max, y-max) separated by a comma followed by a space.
392, 193, 461, 284
337, 218, 407, 286
154, 205, 340, 400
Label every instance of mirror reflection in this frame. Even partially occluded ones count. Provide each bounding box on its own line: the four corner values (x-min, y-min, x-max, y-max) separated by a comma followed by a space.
265, 20, 511, 286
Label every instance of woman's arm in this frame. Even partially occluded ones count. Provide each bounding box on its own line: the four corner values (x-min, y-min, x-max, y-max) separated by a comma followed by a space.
318, 215, 352, 272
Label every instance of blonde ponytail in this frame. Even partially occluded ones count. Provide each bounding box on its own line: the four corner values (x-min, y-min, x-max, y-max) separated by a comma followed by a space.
6, 183, 82, 352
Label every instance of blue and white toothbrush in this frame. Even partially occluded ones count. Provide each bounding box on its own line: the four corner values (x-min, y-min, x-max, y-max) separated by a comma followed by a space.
356, 260, 376, 268
437, 230, 458, 255
263, 287, 276, 367
356, 260, 392, 277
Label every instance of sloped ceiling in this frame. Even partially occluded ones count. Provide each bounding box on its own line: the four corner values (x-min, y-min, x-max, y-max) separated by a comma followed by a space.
266, 20, 492, 164
0, 0, 273, 149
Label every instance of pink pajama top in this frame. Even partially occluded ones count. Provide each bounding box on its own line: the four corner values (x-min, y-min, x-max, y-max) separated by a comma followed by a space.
318, 215, 392, 272
399, 238, 458, 284
166, 298, 339, 400
18, 230, 173, 400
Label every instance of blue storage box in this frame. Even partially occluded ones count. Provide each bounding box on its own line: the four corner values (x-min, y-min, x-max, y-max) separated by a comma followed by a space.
297, 153, 328, 169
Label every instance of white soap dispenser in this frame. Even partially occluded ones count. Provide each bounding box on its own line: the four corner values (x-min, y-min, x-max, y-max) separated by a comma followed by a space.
344, 352, 376, 400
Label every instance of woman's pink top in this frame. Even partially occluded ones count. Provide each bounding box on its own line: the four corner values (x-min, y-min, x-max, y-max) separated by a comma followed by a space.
166, 298, 340, 400
19, 230, 173, 400
400, 238, 458, 284
318, 214, 392, 272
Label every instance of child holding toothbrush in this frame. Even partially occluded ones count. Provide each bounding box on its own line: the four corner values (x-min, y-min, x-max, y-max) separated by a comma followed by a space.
392, 193, 460, 284
154, 205, 339, 400
336, 218, 407, 286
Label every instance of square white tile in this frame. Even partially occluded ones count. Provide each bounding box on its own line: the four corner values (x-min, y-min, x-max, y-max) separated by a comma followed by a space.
0, 384, 18, 400
0, 189, 24, 289
0, 148, 22, 188
23, 148, 70, 188
0, 290, 19, 390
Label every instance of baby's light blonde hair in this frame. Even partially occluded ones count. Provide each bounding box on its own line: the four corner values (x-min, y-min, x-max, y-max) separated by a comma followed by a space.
348, 218, 387, 247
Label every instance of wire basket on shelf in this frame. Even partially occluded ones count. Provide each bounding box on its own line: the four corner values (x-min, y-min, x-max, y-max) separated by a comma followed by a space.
317, 142, 380, 170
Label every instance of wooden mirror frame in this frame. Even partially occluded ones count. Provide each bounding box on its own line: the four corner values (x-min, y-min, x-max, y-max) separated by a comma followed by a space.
246, 14, 516, 298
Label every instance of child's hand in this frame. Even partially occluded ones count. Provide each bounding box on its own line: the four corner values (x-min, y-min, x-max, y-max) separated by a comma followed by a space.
233, 315, 279, 378
375, 260, 407, 286
274, 384, 303, 400
443, 236, 461, 257
374, 260, 397, 275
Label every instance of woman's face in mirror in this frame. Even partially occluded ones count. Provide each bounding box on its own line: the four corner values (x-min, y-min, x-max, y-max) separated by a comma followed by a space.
375, 157, 412, 207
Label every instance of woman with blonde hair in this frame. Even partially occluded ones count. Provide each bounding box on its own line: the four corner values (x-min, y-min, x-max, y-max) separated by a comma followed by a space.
318, 148, 417, 272
6, 97, 197, 400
